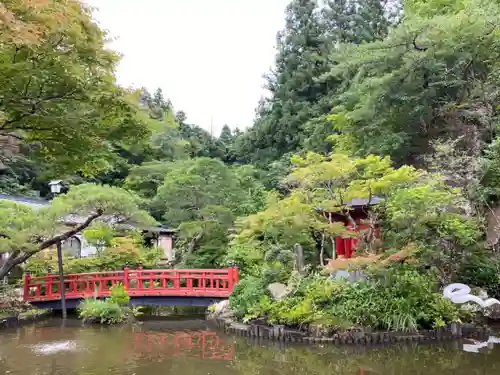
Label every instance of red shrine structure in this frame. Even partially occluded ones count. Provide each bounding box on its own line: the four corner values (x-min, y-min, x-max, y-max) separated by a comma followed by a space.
316, 197, 383, 259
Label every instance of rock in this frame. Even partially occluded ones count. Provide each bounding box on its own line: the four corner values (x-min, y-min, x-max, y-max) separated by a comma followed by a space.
485, 304, 500, 320
470, 287, 489, 300
330, 270, 367, 283
208, 300, 233, 319
267, 282, 289, 300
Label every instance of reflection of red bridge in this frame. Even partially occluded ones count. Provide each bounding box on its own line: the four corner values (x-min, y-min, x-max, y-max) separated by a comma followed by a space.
24, 267, 239, 309
133, 330, 235, 360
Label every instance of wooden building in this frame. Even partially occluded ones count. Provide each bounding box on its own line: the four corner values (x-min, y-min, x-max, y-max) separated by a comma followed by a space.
316, 197, 383, 259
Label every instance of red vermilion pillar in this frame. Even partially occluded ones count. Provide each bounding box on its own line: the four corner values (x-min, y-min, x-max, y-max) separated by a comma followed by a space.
335, 237, 345, 258
233, 266, 238, 285
344, 238, 353, 259
227, 267, 234, 291
123, 267, 130, 291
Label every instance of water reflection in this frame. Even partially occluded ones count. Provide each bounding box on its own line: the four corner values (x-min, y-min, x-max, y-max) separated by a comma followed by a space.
462, 336, 500, 353
133, 330, 234, 359
0, 319, 498, 375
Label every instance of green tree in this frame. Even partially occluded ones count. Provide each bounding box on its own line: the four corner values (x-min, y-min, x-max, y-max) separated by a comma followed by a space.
328, 0, 500, 166
151, 158, 265, 225
124, 161, 183, 199
219, 125, 236, 163
82, 222, 115, 255
175, 206, 235, 268
229, 152, 418, 271
321, 0, 389, 44
0, 183, 154, 278
245, 0, 329, 163
0, 0, 149, 174
235, 0, 392, 164
219, 125, 233, 145
302, 0, 391, 153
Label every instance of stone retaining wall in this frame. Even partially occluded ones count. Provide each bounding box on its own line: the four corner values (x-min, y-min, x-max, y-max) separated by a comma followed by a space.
213, 318, 491, 344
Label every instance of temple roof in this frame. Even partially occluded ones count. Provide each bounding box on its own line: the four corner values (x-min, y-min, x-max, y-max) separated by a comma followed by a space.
314, 196, 384, 213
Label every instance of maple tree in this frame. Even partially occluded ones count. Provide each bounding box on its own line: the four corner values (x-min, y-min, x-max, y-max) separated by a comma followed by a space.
0, 0, 149, 174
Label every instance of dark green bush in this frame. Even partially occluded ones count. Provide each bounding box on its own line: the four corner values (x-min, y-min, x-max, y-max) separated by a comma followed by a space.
77, 284, 140, 324
457, 250, 500, 298
229, 275, 269, 319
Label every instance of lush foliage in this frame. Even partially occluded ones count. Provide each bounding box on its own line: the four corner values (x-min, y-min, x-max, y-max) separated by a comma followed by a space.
2, 0, 500, 333
25, 235, 163, 276
232, 268, 465, 331
77, 283, 141, 324
0, 184, 154, 278
0, 0, 150, 174
228, 153, 485, 330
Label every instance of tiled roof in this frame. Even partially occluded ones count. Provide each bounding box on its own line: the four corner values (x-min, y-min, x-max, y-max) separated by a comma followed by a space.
313, 196, 384, 212
344, 197, 384, 207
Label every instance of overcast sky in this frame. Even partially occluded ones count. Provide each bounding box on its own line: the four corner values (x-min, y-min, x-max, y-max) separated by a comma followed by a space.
85, 0, 289, 135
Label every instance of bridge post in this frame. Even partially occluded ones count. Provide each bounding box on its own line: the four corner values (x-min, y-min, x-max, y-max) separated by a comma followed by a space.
228, 267, 233, 291
137, 265, 143, 289
233, 266, 239, 285
123, 267, 130, 291
23, 271, 30, 301
228, 266, 239, 291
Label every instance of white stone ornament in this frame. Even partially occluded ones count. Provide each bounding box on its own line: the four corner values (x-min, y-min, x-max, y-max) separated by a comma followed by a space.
443, 283, 500, 308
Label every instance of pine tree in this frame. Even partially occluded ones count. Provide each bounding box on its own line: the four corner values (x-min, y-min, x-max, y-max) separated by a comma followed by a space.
219, 125, 233, 145
248, 0, 330, 163
321, 0, 389, 44
302, 0, 391, 153
240, 0, 392, 164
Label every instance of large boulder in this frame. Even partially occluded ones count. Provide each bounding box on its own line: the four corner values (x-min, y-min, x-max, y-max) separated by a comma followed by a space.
458, 288, 500, 320
208, 300, 233, 319
267, 282, 289, 300
485, 304, 500, 320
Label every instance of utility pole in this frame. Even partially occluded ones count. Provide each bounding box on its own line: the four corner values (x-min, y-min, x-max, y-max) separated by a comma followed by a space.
56, 241, 67, 319
50, 180, 67, 319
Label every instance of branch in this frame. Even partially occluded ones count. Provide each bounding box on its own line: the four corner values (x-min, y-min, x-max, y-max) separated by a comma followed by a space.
0, 132, 24, 140
0, 88, 79, 130
38, 208, 104, 250
0, 210, 105, 279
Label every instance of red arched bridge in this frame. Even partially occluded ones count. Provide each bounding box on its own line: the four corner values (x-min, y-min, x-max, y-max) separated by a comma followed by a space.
23, 267, 239, 310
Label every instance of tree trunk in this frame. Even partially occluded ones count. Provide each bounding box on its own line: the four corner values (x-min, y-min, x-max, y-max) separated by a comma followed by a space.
0, 210, 103, 279
294, 243, 305, 275
0, 250, 31, 279
319, 233, 325, 266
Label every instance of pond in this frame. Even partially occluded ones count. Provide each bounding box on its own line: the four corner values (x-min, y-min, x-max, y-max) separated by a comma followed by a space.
0, 318, 499, 375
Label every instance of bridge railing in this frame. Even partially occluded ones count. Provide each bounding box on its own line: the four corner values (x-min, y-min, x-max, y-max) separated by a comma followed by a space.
23, 266, 239, 302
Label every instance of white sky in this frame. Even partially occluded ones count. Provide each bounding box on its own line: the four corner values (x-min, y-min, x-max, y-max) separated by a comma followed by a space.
85, 0, 289, 135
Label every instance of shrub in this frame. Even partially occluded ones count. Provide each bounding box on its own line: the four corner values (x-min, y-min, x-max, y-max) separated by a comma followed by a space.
457, 250, 500, 298
229, 276, 269, 319
0, 284, 32, 317
108, 284, 130, 305
232, 267, 464, 332
77, 299, 126, 324
77, 284, 141, 325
